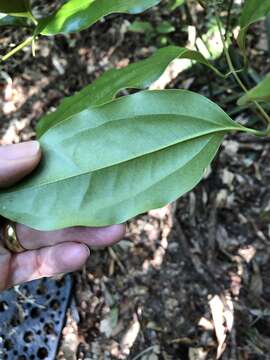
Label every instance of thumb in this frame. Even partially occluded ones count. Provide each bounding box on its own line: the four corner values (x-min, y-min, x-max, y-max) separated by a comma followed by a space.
0, 141, 41, 188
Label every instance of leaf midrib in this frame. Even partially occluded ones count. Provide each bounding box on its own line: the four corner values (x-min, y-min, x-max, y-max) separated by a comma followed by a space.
4, 128, 232, 195
45, 112, 238, 166
84, 135, 219, 213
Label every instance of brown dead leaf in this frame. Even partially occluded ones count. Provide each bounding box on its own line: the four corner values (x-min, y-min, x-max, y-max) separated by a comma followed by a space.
209, 294, 234, 359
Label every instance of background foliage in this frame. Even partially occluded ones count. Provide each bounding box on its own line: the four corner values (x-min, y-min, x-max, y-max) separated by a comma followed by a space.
0, 0, 270, 359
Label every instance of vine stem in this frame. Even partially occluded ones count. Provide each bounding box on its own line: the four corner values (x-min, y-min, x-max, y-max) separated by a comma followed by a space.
216, 15, 270, 131
0, 36, 34, 63
225, 0, 234, 39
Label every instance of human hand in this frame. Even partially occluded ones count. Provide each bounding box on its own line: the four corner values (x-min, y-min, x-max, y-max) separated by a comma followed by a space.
0, 141, 125, 291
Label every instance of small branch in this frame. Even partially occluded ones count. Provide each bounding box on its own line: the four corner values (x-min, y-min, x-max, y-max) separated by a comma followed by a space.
216, 16, 270, 127
1, 36, 33, 63
225, 0, 234, 40
266, 15, 270, 56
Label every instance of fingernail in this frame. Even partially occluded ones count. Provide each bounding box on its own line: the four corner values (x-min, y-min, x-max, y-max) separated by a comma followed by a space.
84, 245, 91, 257
0, 141, 40, 161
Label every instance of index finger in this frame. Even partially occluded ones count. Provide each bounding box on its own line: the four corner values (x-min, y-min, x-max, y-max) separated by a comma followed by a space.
16, 223, 126, 250
0, 141, 42, 188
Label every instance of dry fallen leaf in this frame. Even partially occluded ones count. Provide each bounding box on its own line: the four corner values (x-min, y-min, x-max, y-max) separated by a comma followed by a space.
209, 294, 234, 359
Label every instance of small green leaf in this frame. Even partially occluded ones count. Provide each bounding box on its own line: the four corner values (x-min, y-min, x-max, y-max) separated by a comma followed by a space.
238, 74, 270, 105
0, 90, 244, 231
156, 21, 175, 34
168, 0, 185, 11
36, 0, 161, 35
0, 0, 32, 18
238, 0, 270, 53
128, 20, 154, 33
37, 46, 225, 137
0, 12, 29, 27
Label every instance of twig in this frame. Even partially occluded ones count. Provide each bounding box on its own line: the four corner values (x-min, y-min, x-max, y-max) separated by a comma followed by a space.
230, 326, 238, 360
207, 192, 218, 265
108, 247, 126, 274
216, 16, 270, 127
266, 15, 270, 55
131, 346, 157, 360
14, 287, 46, 309
1, 36, 34, 62
225, 0, 234, 40
173, 216, 221, 294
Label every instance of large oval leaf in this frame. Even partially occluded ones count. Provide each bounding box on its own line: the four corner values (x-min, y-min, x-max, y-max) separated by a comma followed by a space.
0, 90, 244, 231
238, 0, 270, 53
37, 46, 224, 137
37, 0, 161, 35
238, 74, 270, 105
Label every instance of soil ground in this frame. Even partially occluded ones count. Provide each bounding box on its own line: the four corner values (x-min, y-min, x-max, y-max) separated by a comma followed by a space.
1, 1, 270, 359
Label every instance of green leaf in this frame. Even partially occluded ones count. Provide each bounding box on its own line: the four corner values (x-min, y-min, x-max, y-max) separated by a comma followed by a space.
238, 74, 270, 105
238, 0, 270, 53
168, 0, 185, 11
37, 46, 225, 137
0, 90, 244, 231
128, 20, 154, 33
0, 0, 32, 18
0, 12, 29, 27
36, 0, 161, 35
156, 21, 175, 34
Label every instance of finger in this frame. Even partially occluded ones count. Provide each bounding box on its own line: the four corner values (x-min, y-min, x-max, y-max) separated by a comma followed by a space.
0, 245, 12, 291
8, 242, 90, 287
0, 141, 41, 188
16, 223, 126, 250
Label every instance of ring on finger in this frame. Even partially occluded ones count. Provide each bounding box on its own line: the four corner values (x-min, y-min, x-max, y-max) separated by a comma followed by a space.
2, 222, 25, 253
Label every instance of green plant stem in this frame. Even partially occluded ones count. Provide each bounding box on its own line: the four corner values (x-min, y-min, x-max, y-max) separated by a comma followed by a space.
224, 48, 270, 126
1, 36, 33, 62
225, 0, 234, 39
266, 15, 270, 56
216, 16, 270, 130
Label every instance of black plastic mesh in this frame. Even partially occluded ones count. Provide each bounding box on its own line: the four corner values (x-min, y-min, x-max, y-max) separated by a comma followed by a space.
0, 275, 72, 360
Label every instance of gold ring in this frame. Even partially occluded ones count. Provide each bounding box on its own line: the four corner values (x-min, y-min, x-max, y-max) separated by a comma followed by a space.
2, 222, 25, 253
